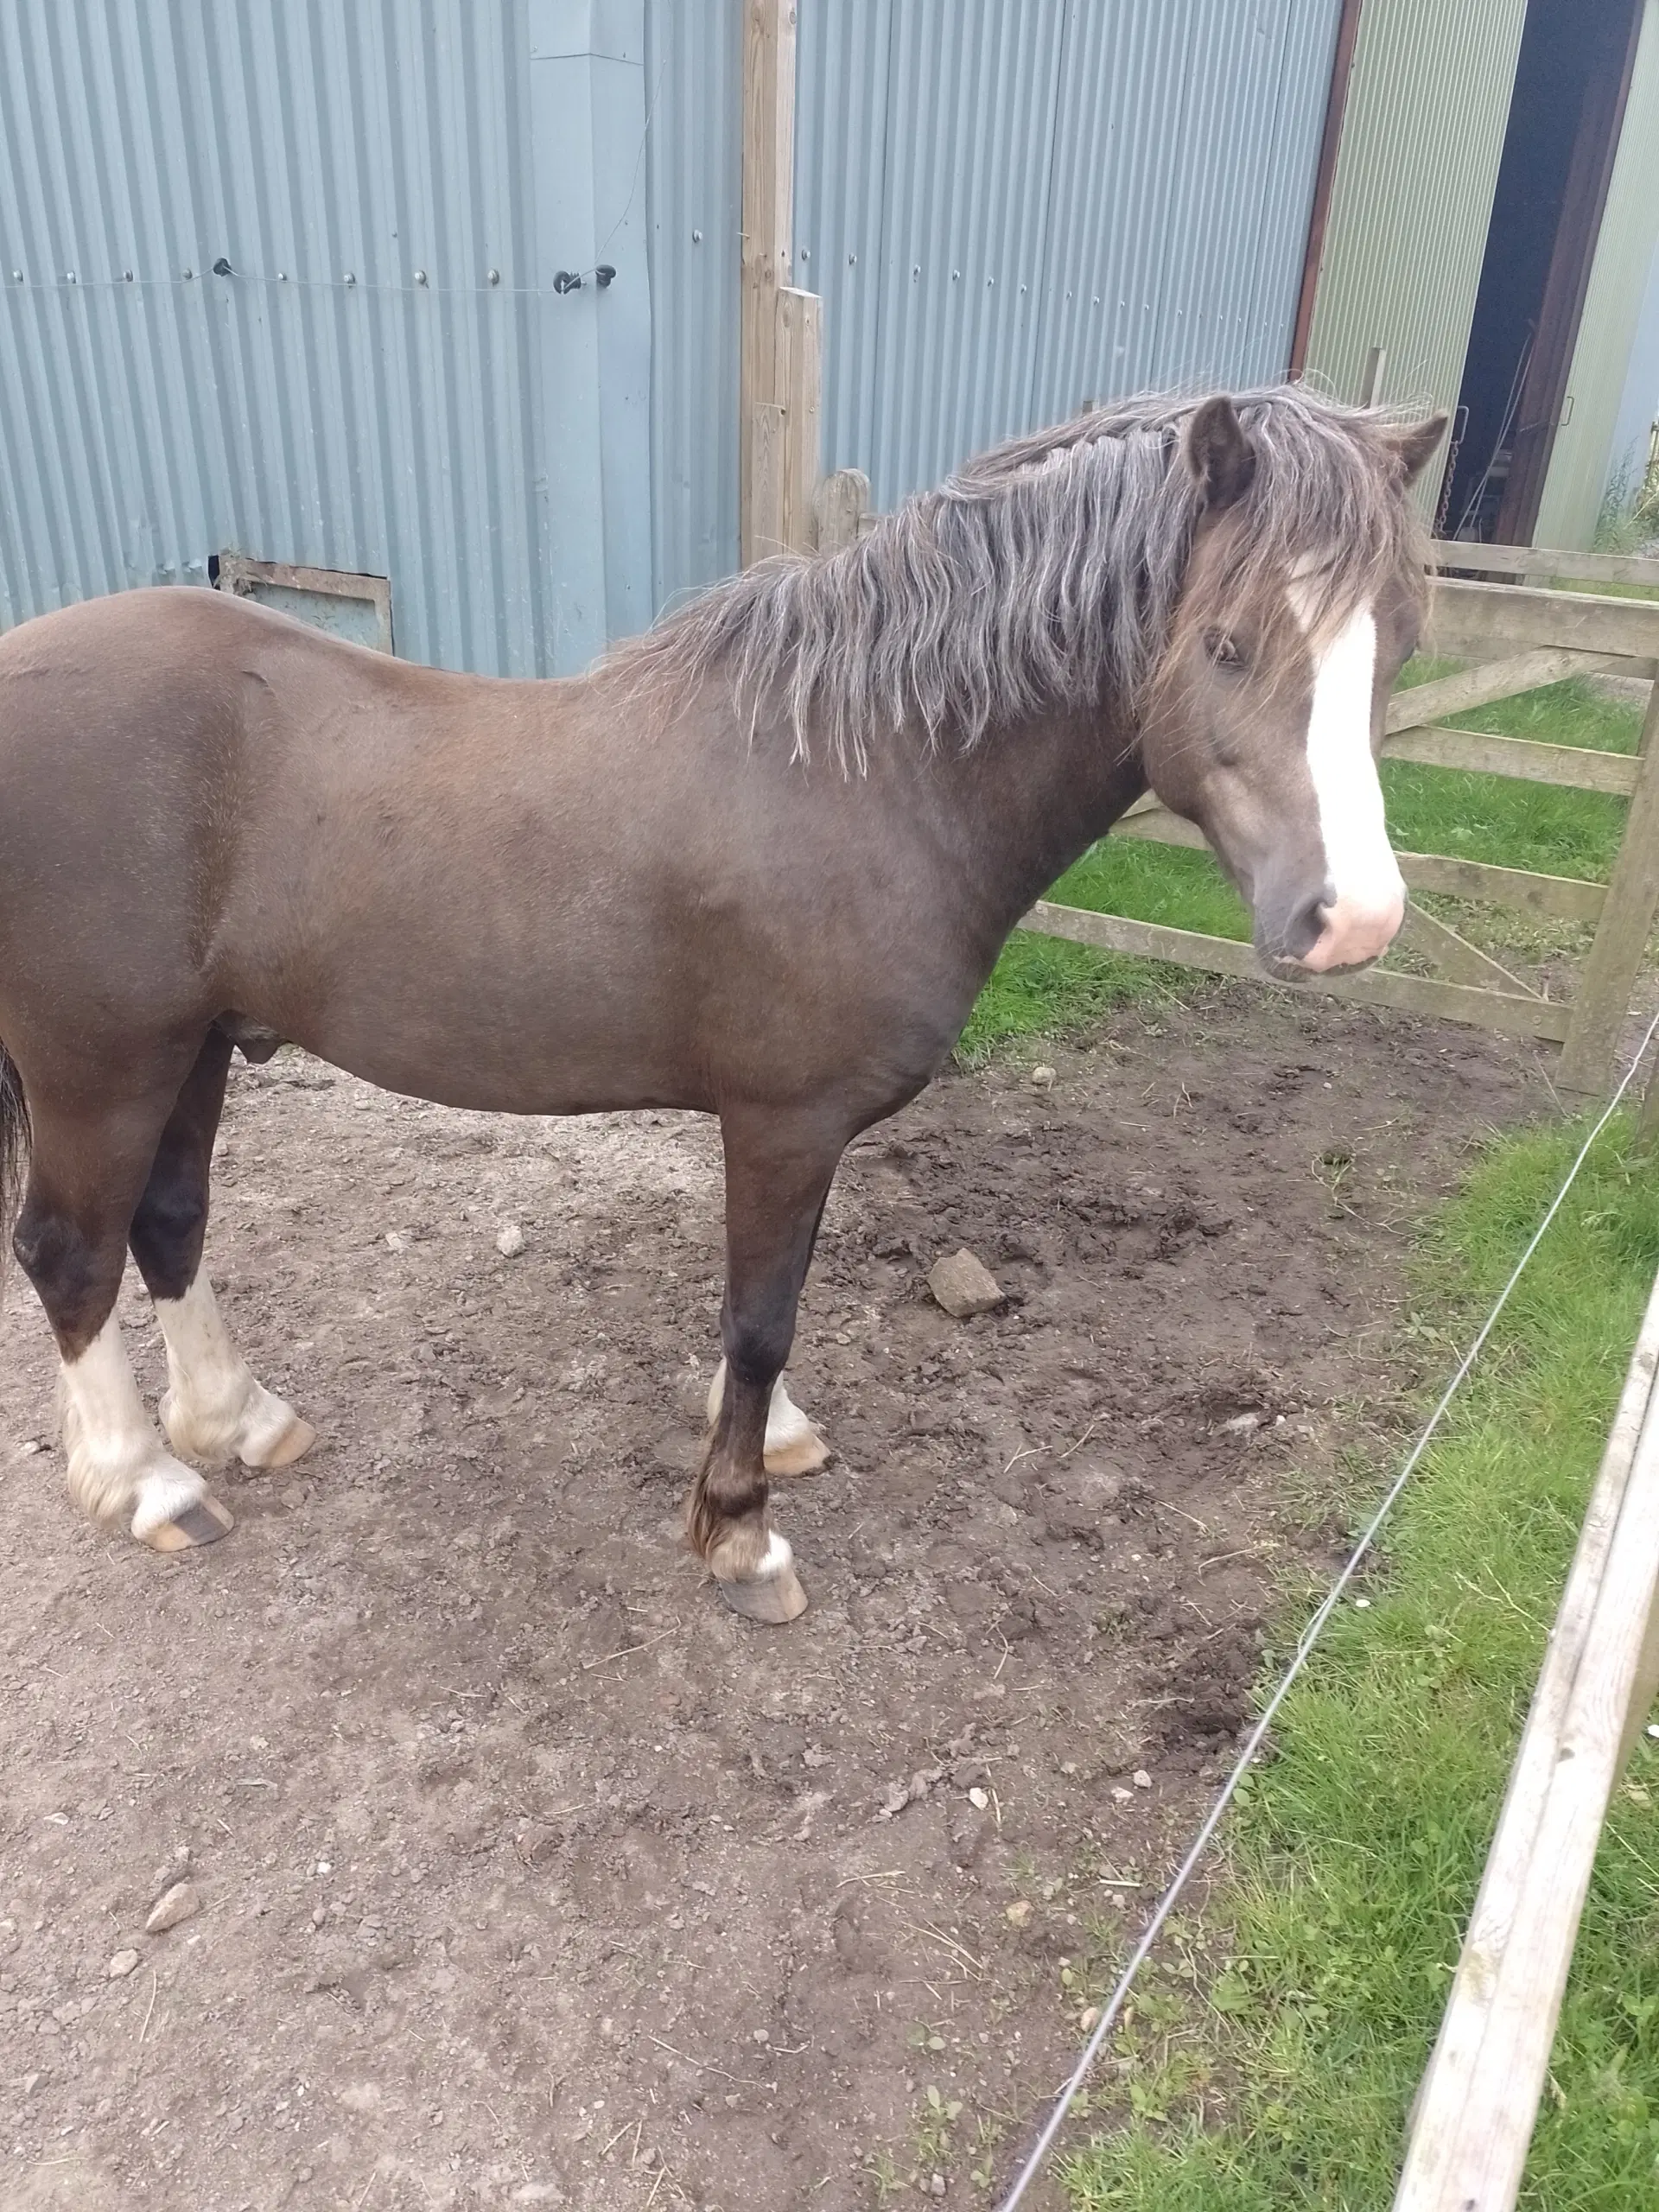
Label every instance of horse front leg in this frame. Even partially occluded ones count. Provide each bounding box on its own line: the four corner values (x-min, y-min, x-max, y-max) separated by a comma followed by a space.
687, 1108, 843, 1625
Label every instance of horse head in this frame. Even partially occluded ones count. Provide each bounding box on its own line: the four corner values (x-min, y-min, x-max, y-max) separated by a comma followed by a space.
1141, 396, 1445, 977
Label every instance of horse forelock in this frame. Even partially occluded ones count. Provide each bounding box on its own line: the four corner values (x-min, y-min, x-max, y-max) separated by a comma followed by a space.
607, 385, 1430, 770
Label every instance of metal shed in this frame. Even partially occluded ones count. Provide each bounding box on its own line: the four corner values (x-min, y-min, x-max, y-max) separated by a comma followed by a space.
1, 0, 1356, 666
0, 0, 658, 674
1299, 0, 1528, 434
1534, 0, 1659, 546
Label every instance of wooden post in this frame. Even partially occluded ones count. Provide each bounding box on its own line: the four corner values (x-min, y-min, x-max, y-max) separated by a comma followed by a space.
741, 0, 796, 564
814, 467, 871, 553
778, 284, 822, 554
1395, 1269, 1659, 2210
1559, 677, 1659, 1094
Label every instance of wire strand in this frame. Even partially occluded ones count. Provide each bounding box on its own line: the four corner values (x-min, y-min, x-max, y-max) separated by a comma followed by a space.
995, 1002, 1659, 2212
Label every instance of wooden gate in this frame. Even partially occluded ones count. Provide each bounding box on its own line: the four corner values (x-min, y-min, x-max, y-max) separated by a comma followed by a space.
1027, 540, 1659, 1096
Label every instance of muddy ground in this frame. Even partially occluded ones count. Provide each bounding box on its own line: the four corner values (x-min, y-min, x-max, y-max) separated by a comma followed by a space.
1, 989, 1554, 2210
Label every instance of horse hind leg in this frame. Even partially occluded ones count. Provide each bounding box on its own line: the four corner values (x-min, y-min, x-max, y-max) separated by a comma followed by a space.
10, 1068, 231, 1550
706, 1359, 829, 1477
128, 1030, 315, 1473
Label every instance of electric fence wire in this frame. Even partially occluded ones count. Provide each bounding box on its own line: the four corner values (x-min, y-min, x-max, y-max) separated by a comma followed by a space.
996, 1001, 1659, 2212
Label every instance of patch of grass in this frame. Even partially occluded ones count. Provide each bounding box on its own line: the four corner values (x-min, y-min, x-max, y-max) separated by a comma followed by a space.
1063, 1116, 1659, 2210
967, 665, 1645, 1048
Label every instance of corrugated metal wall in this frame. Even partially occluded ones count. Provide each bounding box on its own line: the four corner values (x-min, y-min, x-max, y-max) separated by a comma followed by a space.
1300, 0, 1526, 435
643, 0, 741, 607
1535, 0, 1659, 549
0, 0, 655, 673
795, 0, 1344, 509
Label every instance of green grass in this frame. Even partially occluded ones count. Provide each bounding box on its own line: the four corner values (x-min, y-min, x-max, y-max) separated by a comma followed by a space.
967, 668, 1645, 1052
1061, 1117, 1659, 2210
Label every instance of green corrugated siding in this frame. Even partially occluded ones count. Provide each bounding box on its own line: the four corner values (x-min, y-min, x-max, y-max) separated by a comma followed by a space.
1535, 0, 1659, 550
1303, 0, 1526, 454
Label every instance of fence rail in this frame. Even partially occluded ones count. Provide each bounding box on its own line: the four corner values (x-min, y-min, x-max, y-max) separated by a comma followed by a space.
1395, 1263, 1659, 2210
1056, 550, 1659, 1096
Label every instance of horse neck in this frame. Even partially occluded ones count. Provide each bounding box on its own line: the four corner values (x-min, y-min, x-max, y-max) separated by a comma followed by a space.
899, 697, 1148, 942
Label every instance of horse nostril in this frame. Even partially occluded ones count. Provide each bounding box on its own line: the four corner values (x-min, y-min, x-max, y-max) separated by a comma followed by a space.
1282, 893, 1326, 960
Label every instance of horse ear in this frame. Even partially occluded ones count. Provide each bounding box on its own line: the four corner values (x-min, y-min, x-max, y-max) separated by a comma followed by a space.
1183, 396, 1256, 512
1383, 413, 1448, 486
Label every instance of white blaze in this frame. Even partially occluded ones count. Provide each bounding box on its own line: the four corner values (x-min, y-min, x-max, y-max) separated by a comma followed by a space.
1297, 601, 1404, 969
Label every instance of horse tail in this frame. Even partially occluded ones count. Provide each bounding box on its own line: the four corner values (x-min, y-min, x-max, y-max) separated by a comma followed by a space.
0, 1043, 29, 1294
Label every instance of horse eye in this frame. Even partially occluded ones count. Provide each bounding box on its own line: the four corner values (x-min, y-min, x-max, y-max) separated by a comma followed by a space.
1203, 628, 1243, 669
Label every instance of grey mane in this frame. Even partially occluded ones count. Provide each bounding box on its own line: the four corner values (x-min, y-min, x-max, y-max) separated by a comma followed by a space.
612, 385, 1427, 771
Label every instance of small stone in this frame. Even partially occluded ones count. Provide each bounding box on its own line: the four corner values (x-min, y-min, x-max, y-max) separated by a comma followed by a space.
927, 1248, 1004, 1319
1029, 1065, 1057, 1089
144, 1880, 200, 1934
106, 1949, 140, 1980
495, 1223, 526, 1258
20, 1439, 41, 1456
385, 1231, 408, 1254
1132, 1769, 1153, 1790
1004, 1899, 1033, 1929
1079, 2005, 1100, 2033
1110, 1786, 1133, 1805
967, 1786, 989, 1810
1218, 1410, 1262, 1435
930, 2176, 946, 2197
311, 1905, 327, 1928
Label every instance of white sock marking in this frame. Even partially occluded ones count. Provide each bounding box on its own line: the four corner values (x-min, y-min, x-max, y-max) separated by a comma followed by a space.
707, 1360, 823, 1460
155, 1274, 299, 1465
754, 1529, 795, 1579
60, 1313, 205, 1533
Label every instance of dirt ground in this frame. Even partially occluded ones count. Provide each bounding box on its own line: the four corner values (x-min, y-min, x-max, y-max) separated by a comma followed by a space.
0, 988, 1554, 2211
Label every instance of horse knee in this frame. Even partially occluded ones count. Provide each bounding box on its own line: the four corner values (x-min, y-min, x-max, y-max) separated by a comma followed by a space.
134, 1179, 207, 1253
130, 1177, 208, 1295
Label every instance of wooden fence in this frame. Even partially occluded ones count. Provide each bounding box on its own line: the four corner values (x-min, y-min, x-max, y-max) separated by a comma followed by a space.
1097, 547, 1659, 1094
1395, 1261, 1659, 2209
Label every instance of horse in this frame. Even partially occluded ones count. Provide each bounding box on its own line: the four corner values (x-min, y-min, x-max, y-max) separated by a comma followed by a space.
0, 388, 1443, 1622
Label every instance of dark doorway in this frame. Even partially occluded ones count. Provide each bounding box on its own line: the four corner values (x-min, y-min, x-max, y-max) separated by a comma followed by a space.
1440, 0, 1643, 543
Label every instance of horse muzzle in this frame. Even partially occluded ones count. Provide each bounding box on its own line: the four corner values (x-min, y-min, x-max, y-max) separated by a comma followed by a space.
1254, 882, 1405, 979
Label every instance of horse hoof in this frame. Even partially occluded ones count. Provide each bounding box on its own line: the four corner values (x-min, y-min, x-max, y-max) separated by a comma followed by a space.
765, 1425, 830, 1478
142, 1493, 235, 1553
245, 1414, 315, 1471
718, 1560, 810, 1625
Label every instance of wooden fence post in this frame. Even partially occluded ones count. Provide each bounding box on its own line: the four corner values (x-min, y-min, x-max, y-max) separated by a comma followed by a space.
778, 284, 822, 554
741, 0, 796, 564
814, 467, 870, 553
1559, 677, 1659, 1094
1395, 1269, 1659, 2209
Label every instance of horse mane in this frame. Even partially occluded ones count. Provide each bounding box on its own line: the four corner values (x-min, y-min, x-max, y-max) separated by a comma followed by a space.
609, 386, 1431, 771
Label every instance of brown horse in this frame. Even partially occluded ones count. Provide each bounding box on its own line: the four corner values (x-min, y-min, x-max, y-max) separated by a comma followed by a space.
0, 389, 1442, 1621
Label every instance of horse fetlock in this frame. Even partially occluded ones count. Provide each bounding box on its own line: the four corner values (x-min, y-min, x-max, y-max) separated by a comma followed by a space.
708, 1524, 809, 1625
162, 1375, 314, 1471
155, 1277, 315, 1469
706, 1360, 830, 1477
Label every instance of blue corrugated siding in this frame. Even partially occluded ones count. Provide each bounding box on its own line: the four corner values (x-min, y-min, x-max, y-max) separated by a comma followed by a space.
643, 0, 742, 607
0, 0, 654, 672
796, 0, 1344, 509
